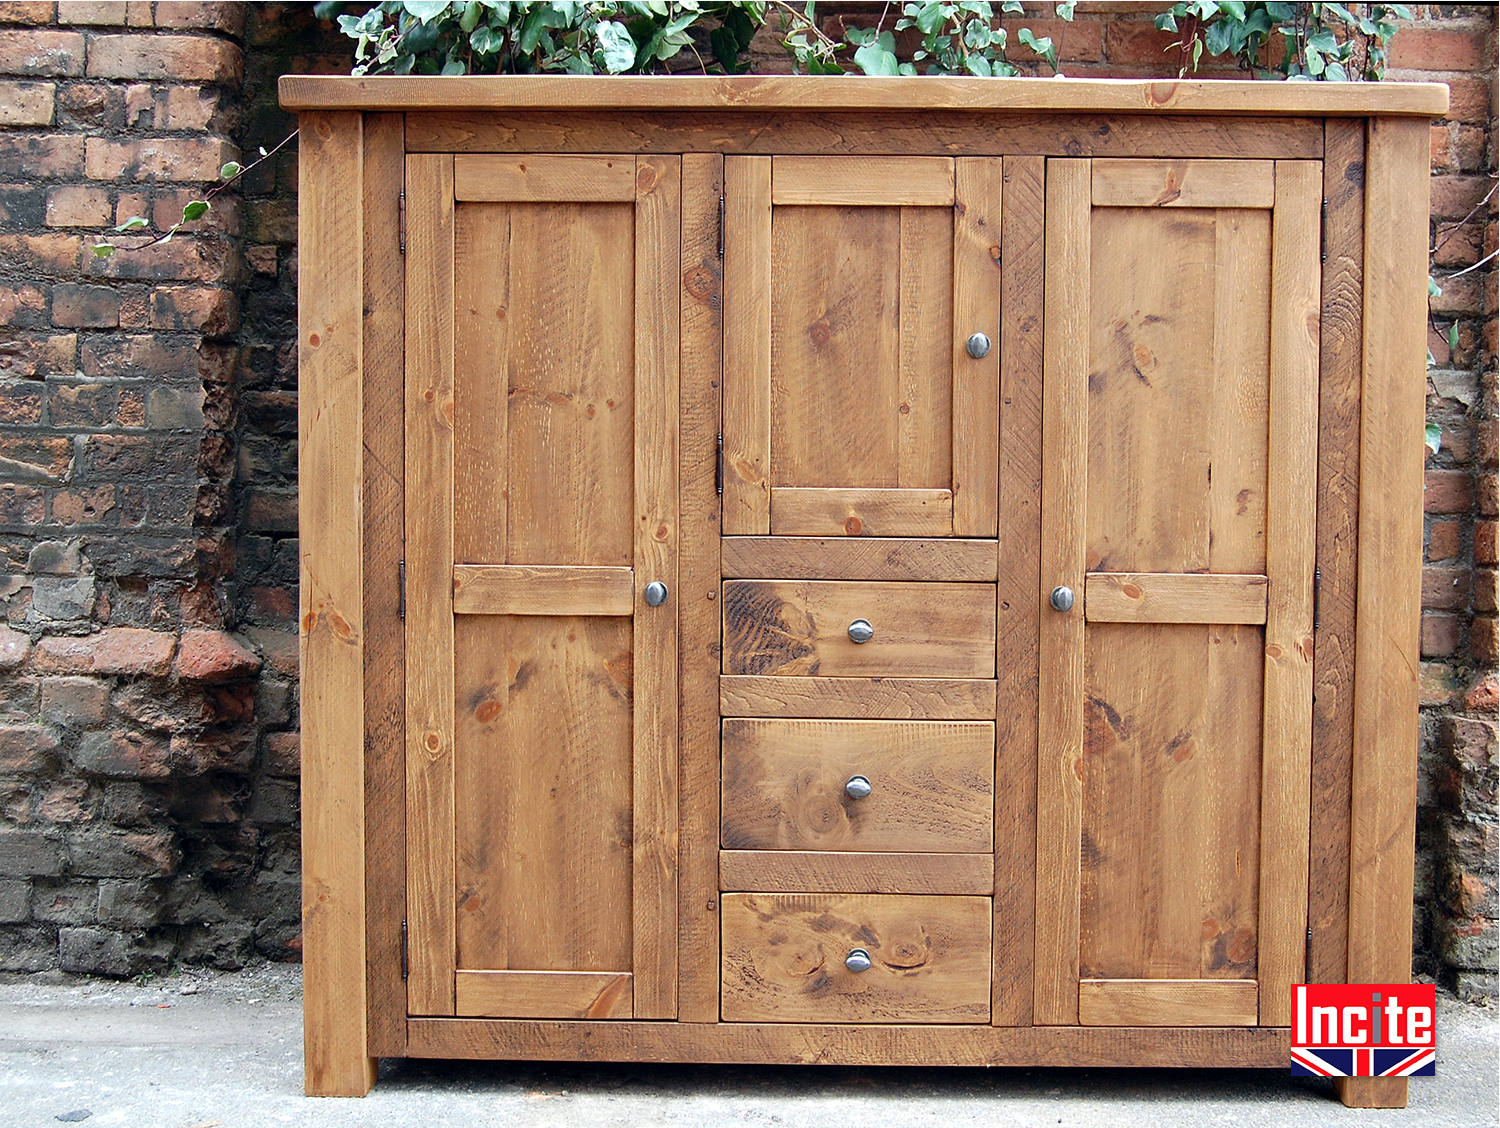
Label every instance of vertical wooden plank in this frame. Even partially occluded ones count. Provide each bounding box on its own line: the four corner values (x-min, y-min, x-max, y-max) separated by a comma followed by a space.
678, 152, 724, 1023
1338, 117, 1429, 1112
298, 110, 376, 1096
898, 205, 953, 490
452, 201, 509, 563
360, 111, 407, 1060
1257, 161, 1322, 1027
722, 155, 770, 534
1308, 119, 1365, 987
634, 154, 681, 1019
993, 154, 1044, 1027
1033, 158, 1089, 1026
403, 152, 456, 1018
952, 157, 1002, 537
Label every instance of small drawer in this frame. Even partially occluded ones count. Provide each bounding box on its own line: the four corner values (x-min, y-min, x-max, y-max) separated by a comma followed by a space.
721, 580, 996, 678
721, 893, 992, 1024
721, 718, 994, 853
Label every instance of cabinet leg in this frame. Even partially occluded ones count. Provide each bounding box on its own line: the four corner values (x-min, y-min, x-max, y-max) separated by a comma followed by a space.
304, 1046, 377, 1098
1334, 1077, 1408, 1108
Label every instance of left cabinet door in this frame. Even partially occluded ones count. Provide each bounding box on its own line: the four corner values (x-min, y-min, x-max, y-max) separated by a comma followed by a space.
403, 153, 681, 1020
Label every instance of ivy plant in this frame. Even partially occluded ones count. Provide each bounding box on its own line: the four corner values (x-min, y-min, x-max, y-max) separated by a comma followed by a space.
1154, 1, 1412, 80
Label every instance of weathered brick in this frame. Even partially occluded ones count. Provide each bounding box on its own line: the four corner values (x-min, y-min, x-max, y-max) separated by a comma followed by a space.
97, 878, 165, 927
0, 484, 45, 524
55, 81, 123, 130
244, 626, 296, 678
1431, 175, 1494, 221
153, 2, 245, 35
246, 198, 296, 243
48, 382, 117, 427
30, 878, 97, 925
49, 484, 117, 526
40, 677, 109, 728
157, 84, 221, 130
0, 331, 76, 377
81, 335, 199, 379
116, 388, 144, 427
150, 286, 238, 334
1426, 469, 1476, 514
44, 186, 110, 229
1477, 520, 1498, 566
85, 135, 236, 183
1389, 24, 1490, 71
1481, 471, 1499, 519
170, 730, 253, 774
74, 728, 169, 779
264, 730, 299, 778
0, 435, 73, 482
0, 29, 86, 76
37, 777, 91, 824
0, 2, 58, 24
69, 828, 178, 877
27, 538, 81, 575
56, 1, 129, 24
0, 380, 42, 424
245, 489, 297, 533
245, 244, 277, 275
0, 283, 46, 328
86, 34, 243, 84
1479, 569, 1499, 616
0, 723, 59, 772
1422, 565, 1472, 612
32, 627, 175, 676
50, 284, 120, 329
32, 575, 96, 619
0, 829, 62, 875
1427, 519, 1460, 562
0, 231, 80, 271
0, 878, 27, 923
0, 626, 31, 669
84, 433, 196, 476
1421, 612, 1461, 658
0, 79, 52, 125
174, 629, 260, 683
85, 234, 229, 283
59, 925, 172, 977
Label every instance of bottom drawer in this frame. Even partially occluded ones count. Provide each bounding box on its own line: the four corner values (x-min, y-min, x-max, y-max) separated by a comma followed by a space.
721, 893, 991, 1024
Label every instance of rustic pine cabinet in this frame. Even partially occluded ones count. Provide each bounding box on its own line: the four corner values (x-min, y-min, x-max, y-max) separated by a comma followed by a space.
285, 76, 1444, 1108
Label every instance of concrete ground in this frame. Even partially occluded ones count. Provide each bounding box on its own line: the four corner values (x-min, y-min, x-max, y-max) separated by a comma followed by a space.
0, 966, 1495, 1128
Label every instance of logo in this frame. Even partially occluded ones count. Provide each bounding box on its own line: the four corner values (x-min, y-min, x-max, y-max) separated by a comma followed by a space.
1290, 984, 1436, 1077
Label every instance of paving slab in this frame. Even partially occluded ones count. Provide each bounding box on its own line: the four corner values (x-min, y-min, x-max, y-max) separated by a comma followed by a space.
0, 965, 1495, 1128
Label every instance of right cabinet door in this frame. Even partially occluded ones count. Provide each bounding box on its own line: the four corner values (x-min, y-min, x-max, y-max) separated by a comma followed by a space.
1033, 159, 1322, 1029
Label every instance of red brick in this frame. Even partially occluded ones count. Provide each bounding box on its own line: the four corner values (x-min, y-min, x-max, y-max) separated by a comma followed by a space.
245, 244, 276, 275
0, 381, 42, 424
45, 185, 111, 228
0, 30, 86, 75
0, 484, 44, 523
0, 724, 57, 772
56, 1, 128, 24
249, 585, 295, 624
1422, 611, 1462, 658
157, 85, 220, 131
174, 629, 260, 683
1423, 565, 1472, 611
0, 435, 72, 481
85, 135, 235, 183
245, 489, 297, 533
150, 286, 237, 334
1481, 472, 1498, 519
1431, 175, 1494, 220
265, 731, 299, 778
123, 81, 151, 126
0, 134, 84, 179
1388, 24, 1489, 72
0, 625, 30, 670
1435, 221, 1485, 269
1430, 123, 1454, 171
1478, 569, 1499, 615
31, 628, 175, 676
244, 626, 296, 677
0, 232, 80, 273
1428, 519, 1461, 562
1426, 469, 1476, 513
116, 389, 144, 427
0, 331, 75, 377
50, 284, 120, 328
155, 2, 245, 36
0, 2, 59, 23
48, 382, 116, 427
86, 34, 243, 84
74, 728, 169, 779
1429, 270, 1481, 314
49, 485, 115, 526
169, 730, 252, 774
1477, 521, 1498, 566
1453, 125, 1487, 173
1103, 20, 1182, 66
1474, 616, 1499, 666
1444, 76, 1495, 124
80, 334, 198, 379
84, 235, 228, 283
0, 79, 52, 125
0, 283, 45, 327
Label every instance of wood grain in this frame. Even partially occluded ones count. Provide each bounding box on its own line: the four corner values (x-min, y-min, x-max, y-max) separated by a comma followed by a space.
719, 851, 995, 895
1084, 572, 1268, 625
952, 157, 1002, 537
298, 110, 375, 1097
1091, 159, 1274, 208
721, 893, 991, 1024
455, 971, 633, 1020
1078, 980, 1258, 1027
720, 719, 994, 853
772, 156, 954, 205
722, 537, 997, 582
722, 155, 771, 533
720, 676, 997, 720
722, 580, 996, 678
900, 204, 955, 491
454, 153, 635, 201
770, 488, 953, 537
452, 201, 509, 563
451, 564, 634, 616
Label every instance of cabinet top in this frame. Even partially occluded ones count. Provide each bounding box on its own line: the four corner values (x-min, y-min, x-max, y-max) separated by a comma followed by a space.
278, 74, 1447, 117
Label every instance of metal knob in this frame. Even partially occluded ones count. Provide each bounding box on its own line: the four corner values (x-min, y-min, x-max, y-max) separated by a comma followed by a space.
847, 618, 874, 644
644, 581, 668, 607
845, 775, 872, 800
966, 331, 991, 359
1049, 585, 1075, 612
845, 948, 873, 973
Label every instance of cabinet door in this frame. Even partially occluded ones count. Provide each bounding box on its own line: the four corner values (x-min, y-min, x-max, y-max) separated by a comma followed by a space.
402, 154, 680, 1020
721, 156, 1001, 538
1033, 159, 1321, 1028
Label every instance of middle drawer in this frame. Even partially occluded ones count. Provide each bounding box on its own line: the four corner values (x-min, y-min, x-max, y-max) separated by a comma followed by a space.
721, 718, 995, 853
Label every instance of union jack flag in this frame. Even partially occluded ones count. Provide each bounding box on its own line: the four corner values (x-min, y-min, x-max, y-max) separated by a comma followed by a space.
1290, 1047, 1437, 1077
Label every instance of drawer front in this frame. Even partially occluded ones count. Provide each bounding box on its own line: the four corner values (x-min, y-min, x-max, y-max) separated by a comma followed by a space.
722, 580, 996, 678
721, 893, 992, 1023
721, 719, 994, 852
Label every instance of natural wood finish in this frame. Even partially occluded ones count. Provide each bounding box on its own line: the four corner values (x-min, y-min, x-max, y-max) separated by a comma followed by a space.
453, 153, 635, 201
1335, 1077, 1411, 1110
1256, 160, 1322, 1027
770, 488, 953, 538
899, 205, 954, 492
676, 151, 724, 1024
1091, 159, 1274, 208
632, 155, 682, 1019
719, 851, 995, 895
951, 157, 1001, 537
281, 74, 1448, 116
992, 154, 1044, 1027
455, 971, 633, 1020
451, 564, 634, 616
722, 155, 771, 534
772, 156, 954, 205
1308, 118, 1364, 987
402, 152, 457, 1021
721, 894, 991, 1024
722, 537, 997, 582
298, 110, 375, 1098
1084, 572, 1268, 625
360, 112, 406, 1061
1339, 118, 1429, 1113
721, 580, 996, 679
720, 676, 997, 720
1078, 980, 1258, 1027
1032, 159, 1089, 1026
720, 719, 994, 853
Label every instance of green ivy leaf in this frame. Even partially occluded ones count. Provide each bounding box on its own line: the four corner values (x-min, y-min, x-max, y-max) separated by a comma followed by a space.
181, 200, 210, 223
114, 215, 148, 233
595, 19, 637, 73
402, 1, 450, 21
91, 242, 115, 258
219, 161, 242, 180
1447, 321, 1460, 351
1425, 422, 1442, 455
853, 30, 900, 75
1429, 276, 1443, 298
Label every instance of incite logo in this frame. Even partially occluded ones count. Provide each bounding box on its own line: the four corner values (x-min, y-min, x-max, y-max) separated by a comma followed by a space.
1290, 983, 1437, 1077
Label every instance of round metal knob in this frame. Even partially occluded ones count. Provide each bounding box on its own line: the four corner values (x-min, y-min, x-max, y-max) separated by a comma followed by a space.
644, 581, 668, 607
845, 775, 872, 800
845, 948, 873, 973
1049, 585, 1075, 613
847, 618, 874, 644
966, 331, 992, 359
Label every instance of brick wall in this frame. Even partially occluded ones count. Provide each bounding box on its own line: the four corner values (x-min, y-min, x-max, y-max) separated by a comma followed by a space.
0, 2, 1493, 990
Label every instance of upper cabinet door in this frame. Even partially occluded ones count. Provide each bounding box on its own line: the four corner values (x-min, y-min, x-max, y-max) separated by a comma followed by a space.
722, 156, 1001, 538
402, 153, 680, 1022
1033, 159, 1322, 1030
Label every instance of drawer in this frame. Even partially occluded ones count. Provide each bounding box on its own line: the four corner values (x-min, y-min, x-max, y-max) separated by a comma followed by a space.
722, 580, 996, 678
721, 719, 994, 852
721, 893, 992, 1023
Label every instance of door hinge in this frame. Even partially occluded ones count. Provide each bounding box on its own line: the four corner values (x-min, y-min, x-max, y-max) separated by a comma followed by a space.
1306, 925, 1314, 974
400, 919, 409, 981
1320, 197, 1328, 263
716, 432, 724, 496
718, 194, 725, 259
398, 558, 406, 621
1312, 564, 1321, 630
398, 188, 407, 256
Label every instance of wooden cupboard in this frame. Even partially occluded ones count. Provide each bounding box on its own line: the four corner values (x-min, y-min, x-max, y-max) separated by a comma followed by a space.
285, 76, 1444, 1108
